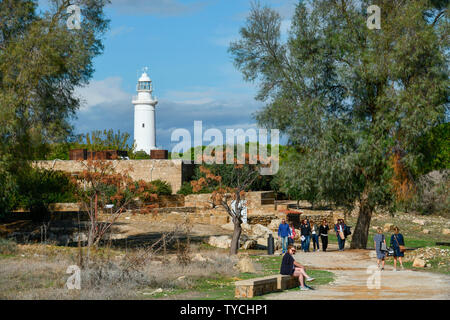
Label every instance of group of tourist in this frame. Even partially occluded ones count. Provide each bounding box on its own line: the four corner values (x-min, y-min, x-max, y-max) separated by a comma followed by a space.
279, 222, 407, 291
278, 218, 351, 254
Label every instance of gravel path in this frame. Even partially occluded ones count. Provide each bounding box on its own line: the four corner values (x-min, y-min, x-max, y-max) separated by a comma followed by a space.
266, 244, 450, 300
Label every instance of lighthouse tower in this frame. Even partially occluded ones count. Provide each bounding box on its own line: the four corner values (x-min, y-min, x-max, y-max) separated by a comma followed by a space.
133, 68, 158, 154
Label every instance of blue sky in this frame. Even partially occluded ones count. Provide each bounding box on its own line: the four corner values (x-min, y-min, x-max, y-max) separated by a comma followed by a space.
42, 0, 297, 149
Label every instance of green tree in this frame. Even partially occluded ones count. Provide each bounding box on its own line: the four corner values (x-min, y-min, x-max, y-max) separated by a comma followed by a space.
230, 0, 449, 248
83, 129, 134, 152
416, 122, 450, 174
0, 0, 110, 215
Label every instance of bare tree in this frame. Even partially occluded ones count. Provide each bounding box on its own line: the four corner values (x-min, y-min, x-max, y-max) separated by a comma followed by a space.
191, 150, 272, 255
73, 160, 158, 262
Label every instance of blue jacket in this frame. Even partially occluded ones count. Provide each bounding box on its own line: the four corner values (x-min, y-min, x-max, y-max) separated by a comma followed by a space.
278, 223, 291, 237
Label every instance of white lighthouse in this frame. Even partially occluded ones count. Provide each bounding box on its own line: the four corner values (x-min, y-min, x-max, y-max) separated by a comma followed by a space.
133, 68, 158, 154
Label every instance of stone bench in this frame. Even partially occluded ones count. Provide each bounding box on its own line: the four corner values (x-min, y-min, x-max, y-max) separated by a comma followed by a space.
235, 274, 299, 298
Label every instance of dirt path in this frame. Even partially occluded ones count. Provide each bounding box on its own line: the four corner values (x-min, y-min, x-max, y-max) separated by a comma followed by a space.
266, 244, 450, 300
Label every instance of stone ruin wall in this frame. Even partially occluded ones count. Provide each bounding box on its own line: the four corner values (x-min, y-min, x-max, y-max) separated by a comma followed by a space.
34, 159, 194, 193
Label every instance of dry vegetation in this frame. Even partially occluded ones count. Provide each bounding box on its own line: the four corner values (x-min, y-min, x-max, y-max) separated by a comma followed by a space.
0, 241, 239, 300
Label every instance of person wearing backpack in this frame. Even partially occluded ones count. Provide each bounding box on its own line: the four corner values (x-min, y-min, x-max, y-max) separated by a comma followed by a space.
373, 227, 386, 270
390, 226, 405, 271
334, 219, 346, 251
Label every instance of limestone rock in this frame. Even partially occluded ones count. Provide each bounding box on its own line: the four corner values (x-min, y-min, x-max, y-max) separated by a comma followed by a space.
412, 257, 427, 268
221, 222, 252, 233
221, 222, 235, 231
105, 233, 126, 240
422, 229, 430, 234
251, 224, 272, 238
256, 237, 268, 248
268, 219, 282, 231
208, 235, 232, 249
413, 219, 425, 226
192, 253, 214, 263
236, 256, 256, 273
383, 223, 394, 232
274, 238, 282, 250
143, 288, 163, 295
241, 239, 257, 250
242, 223, 252, 232
443, 228, 450, 235
294, 229, 301, 240
72, 232, 87, 242
192, 253, 207, 262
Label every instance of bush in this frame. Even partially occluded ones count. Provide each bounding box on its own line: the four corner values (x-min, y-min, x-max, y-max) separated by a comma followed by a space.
0, 238, 18, 255
12, 168, 77, 220
151, 179, 172, 195
407, 170, 450, 216
131, 150, 151, 159
177, 181, 194, 195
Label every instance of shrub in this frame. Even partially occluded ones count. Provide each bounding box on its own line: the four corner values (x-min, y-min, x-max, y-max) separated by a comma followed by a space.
131, 150, 151, 159
150, 179, 172, 195
10, 168, 77, 220
410, 170, 450, 216
0, 238, 18, 255
177, 181, 194, 195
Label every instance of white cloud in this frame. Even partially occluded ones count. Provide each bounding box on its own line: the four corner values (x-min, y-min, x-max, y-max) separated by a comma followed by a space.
163, 86, 261, 108
75, 77, 130, 111
73, 77, 266, 149
110, 26, 135, 37
109, 0, 209, 16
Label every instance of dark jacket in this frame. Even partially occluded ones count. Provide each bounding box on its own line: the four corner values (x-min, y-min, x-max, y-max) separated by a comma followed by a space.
280, 253, 295, 275
300, 224, 311, 236
319, 225, 329, 236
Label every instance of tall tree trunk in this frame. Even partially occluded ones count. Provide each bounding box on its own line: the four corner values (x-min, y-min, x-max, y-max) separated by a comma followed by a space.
230, 219, 242, 255
350, 194, 373, 249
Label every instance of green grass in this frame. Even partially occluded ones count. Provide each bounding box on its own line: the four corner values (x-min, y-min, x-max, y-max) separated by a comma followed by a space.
384, 258, 450, 275
153, 255, 336, 300
325, 214, 450, 250
327, 226, 446, 249
249, 255, 335, 295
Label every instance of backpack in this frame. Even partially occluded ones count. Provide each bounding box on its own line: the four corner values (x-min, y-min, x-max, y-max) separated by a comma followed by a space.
344, 225, 351, 237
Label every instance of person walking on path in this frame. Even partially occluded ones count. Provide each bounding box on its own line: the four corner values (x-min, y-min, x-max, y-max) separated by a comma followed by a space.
311, 221, 320, 252
319, 219, 330, 252
390, 226, 405, 271
373, 227, 386, 270
280, 245, 315, 290
300, 219, 311, 252
334, 219, 347, 251
288, 222, 296, 246
278, 219, 292, 254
